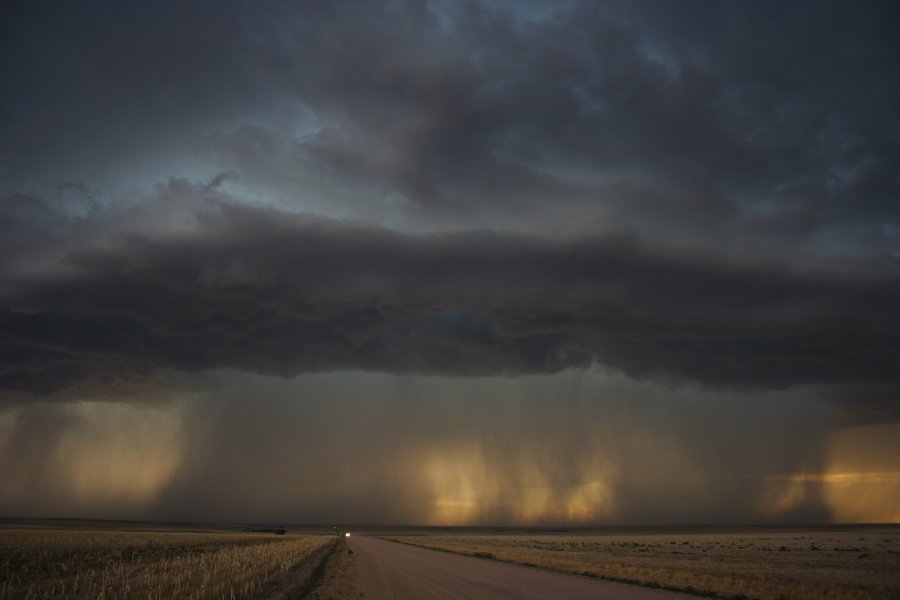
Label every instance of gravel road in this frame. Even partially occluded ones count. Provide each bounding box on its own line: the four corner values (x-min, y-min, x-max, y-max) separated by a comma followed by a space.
343, 536, 696, 600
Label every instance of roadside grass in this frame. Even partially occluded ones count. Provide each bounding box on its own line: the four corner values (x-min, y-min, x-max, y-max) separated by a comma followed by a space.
380, 528, 900, 600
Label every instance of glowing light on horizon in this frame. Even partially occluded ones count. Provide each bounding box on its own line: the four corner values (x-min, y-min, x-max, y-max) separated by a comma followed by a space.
783, 472, 900, 484
762, 424, 900, 523
825, 424, 900, 523
0, 401, 187, 518
422, 446, 615, 525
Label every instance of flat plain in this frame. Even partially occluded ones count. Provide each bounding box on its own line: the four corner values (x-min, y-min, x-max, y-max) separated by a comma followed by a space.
0, 524, 333, 599
380, 526, 900, 600
5, 523, 899, 600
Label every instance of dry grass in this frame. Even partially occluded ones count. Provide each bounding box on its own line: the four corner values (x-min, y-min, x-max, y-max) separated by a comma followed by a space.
0, 527, 332, 599
382, 527, 900, 600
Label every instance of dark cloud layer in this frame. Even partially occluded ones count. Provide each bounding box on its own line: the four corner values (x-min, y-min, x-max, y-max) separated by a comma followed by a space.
2, 196, 899, 422
1, 1, 899, 425
3, 1, 899, 251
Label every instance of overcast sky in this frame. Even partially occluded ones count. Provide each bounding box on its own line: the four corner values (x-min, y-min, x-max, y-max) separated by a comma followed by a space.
1, 0, 899, 525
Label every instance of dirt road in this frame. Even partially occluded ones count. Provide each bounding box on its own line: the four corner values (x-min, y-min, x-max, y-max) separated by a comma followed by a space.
341, 536, 695, 600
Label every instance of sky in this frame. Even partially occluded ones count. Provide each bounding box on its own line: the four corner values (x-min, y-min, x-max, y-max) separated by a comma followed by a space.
1, 0, 899, 526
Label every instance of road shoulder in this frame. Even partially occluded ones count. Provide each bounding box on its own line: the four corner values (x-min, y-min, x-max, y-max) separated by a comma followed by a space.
302, 537, 358, 600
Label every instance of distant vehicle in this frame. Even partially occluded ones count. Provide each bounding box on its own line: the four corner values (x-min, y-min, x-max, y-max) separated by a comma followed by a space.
333, 526, 351, 538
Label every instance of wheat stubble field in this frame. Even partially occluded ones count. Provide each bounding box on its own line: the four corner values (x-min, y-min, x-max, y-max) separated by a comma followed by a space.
5, 524, 900, 599
0, 525, 333, 600
382, 527, 900, 600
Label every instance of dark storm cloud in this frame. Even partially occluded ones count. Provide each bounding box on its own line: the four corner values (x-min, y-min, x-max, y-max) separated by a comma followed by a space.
0, 1, 266, 181
3, 1, 898, 251
290, 0, 900, 247
1, 0, 899, 414
237, 0, 896, 222
2, 195, 899, 413
3, 0, 899, 529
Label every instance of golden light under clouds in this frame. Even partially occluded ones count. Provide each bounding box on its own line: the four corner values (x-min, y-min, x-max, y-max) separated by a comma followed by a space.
423, 445, 614, 525
0, 401, 186, 517
760, 423, 900, 523
1, 370, 897, 526
422, 419, 900, 526
822, 423, 900, 523
60, 402, 185, 508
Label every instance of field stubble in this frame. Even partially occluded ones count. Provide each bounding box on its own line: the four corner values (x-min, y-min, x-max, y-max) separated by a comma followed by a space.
382, 528, 900, 600
0, 527, 332, 600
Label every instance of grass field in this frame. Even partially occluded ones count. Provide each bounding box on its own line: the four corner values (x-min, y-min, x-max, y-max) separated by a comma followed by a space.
0, 525, 332, 599
381, 527, 900, 600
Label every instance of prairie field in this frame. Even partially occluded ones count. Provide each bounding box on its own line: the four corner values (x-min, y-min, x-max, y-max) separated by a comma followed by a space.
0, 526, 333, 600
382, 527, 900, 600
